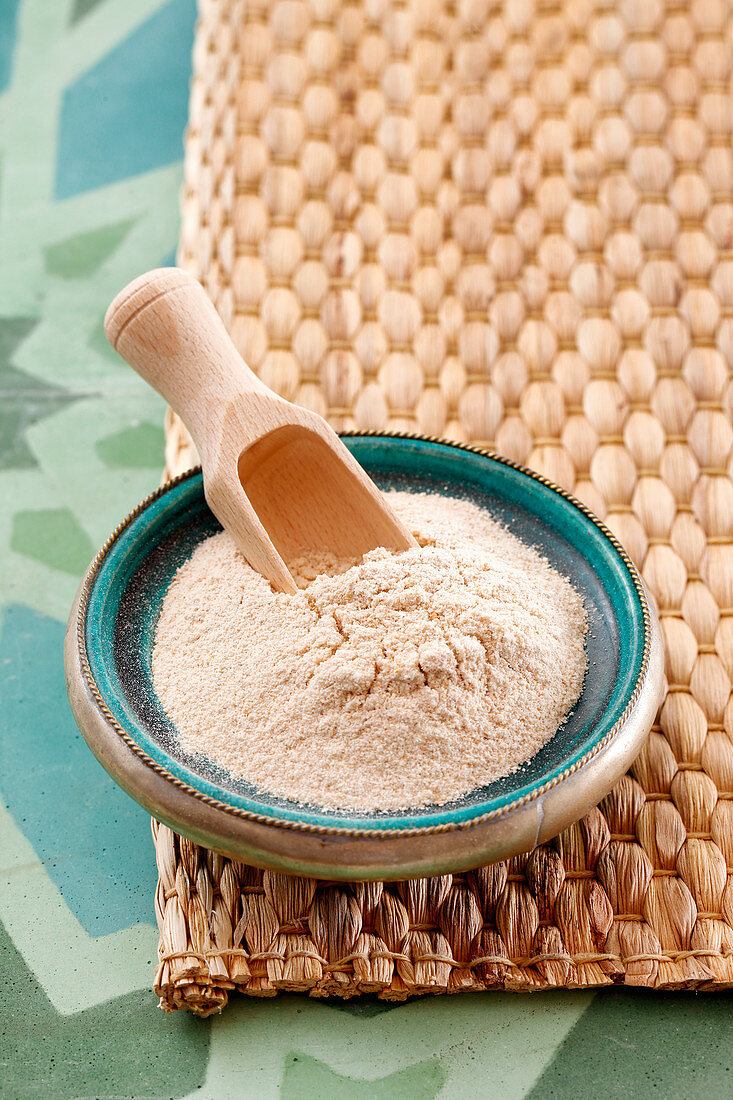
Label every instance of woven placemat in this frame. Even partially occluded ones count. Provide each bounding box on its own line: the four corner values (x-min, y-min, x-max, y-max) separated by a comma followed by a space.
153, 0, 733, 1013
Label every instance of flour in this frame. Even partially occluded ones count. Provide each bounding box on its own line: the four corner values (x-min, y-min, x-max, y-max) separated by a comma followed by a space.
152, 492, 588, 811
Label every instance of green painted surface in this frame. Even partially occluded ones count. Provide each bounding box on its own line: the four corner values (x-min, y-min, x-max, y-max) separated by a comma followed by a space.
0, 919, 209, 1100
70, 0, 106, 26
193, 990, 594, 1097
281, 1052, 447, 1099
0, 317, 82, 470
528, 989, 733, 1099
0, 0, 726, 1095
11, 507, 94, 574
95, 419, 165, 467
44, 217, 137, 278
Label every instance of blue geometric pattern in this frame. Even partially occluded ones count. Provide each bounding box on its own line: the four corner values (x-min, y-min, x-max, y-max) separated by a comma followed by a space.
55, 0, 196, 199
0, 604, 157, 934
0, 0, 20, 94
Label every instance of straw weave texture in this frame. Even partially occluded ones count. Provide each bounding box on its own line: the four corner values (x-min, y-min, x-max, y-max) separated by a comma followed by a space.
155, 0, 733, 1013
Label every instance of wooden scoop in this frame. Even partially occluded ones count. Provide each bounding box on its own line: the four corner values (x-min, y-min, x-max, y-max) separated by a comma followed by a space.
105, 268, 416, 592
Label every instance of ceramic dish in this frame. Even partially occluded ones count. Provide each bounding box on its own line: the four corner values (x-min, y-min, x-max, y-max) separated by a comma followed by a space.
65, 433, 664, 879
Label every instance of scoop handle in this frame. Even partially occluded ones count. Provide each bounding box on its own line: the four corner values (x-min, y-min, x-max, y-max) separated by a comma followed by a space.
104, 268, 271, 459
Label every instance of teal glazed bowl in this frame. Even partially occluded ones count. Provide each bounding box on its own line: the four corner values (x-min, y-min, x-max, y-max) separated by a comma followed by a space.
65, 433, 664, 879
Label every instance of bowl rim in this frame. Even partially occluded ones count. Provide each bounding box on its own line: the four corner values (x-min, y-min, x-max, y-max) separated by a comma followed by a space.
71, 430, 651, 839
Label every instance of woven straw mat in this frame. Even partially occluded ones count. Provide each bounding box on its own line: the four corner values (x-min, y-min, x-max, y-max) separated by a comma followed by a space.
154, 0, 733, 1013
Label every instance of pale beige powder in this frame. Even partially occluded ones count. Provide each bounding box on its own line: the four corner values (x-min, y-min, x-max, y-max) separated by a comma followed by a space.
152, 492, 587, 811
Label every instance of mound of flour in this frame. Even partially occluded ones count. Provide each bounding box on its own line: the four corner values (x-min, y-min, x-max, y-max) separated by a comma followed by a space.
152, 492, 587, 811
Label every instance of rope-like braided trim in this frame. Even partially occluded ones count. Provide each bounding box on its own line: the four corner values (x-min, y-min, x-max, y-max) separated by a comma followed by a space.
158, 946, 733, 970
